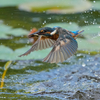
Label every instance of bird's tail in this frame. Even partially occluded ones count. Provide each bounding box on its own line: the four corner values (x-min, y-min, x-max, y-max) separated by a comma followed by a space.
70, 30, 84, 38
71, 30, 84, 36
78, 30, 84, 34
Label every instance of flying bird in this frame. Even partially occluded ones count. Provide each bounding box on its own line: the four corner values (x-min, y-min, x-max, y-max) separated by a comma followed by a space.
19, 27, 84, 63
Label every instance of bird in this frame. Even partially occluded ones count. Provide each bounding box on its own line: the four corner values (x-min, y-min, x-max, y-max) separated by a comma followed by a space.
19, 26, 84, 63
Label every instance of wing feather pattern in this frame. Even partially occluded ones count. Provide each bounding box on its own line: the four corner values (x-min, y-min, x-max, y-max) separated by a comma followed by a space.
43, 35, 78, 63
19, 36, 55, 57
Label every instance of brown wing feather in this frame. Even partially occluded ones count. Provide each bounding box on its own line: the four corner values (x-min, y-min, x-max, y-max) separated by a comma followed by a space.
43, 35, 78, 63
19, 36, 56, 57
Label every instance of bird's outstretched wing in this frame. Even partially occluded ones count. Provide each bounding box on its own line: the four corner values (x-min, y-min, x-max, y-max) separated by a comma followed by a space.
19, 36, 55, 57
43, 35, 78, 63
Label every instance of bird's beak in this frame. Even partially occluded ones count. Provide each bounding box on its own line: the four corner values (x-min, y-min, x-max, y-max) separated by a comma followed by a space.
50, 30, 57, 35
28, 31, 39, 38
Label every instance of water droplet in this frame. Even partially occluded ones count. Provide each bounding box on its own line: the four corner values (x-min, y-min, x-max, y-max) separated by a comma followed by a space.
69, 22, 72, 24
48, 17, 51, 19
95, 63, 97, 65
91, 12, 93, 14
94, 73, 98, 77
65, 96, 67, 99
84, 21, 88, 23
82, 63, 86, 67
63, 83, 66, 86
44, 20, 46, 23
43, 11, 46, 13
0, 20, 3, 23
93, 1, 95, 3
27, 40, 29, 44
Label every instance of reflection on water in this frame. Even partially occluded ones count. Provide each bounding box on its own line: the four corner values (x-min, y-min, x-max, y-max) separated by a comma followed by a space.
0, 54, 100, 99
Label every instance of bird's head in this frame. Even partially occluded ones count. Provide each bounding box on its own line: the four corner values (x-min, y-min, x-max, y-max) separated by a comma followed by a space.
28, 27, 58, 38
